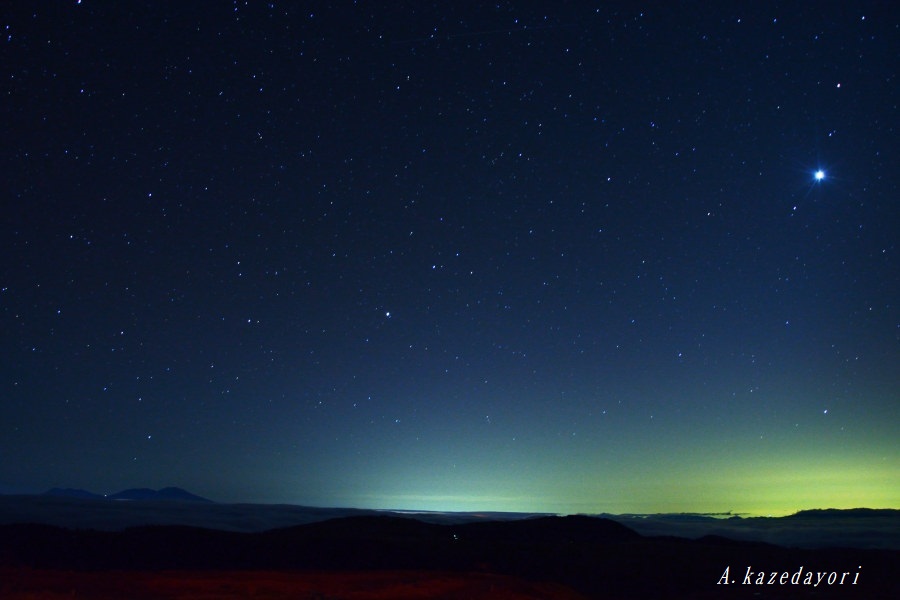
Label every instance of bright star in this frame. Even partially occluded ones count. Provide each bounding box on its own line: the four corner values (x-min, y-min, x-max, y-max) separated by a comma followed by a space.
814, 170, 825, 181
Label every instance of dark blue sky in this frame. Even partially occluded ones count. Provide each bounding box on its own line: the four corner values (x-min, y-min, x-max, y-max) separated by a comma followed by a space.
2, 1, 897, 514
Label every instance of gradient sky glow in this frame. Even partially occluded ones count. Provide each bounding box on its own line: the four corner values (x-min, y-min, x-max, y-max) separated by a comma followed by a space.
2, 2, 897, 516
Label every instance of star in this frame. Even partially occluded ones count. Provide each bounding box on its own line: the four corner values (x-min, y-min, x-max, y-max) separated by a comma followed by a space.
814, 169, 825, 181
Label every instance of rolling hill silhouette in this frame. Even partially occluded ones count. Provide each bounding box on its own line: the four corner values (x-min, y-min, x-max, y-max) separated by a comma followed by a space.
1, 514, 897, 598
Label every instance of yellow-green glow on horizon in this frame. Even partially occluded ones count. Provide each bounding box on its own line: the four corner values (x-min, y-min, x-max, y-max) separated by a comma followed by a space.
359, 465, 898, 517
348, 446, 899, 517
285, 385, 899, 517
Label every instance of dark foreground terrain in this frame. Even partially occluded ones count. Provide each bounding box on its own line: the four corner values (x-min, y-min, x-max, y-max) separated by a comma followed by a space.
1, 515, 896, 599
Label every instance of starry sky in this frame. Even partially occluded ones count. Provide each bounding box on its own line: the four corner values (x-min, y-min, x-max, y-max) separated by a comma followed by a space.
2, 2, 897, 516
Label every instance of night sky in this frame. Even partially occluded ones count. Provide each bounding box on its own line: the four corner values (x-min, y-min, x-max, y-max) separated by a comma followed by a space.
3, 2, 897, 516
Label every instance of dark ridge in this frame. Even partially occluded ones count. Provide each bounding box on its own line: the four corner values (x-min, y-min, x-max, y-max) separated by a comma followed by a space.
615, 512, 726, 521
692, 534, 780, 549
39, 487, 212, 503
457, 514, 640, 544
107, 487, 212, 502
0, 515, 639, 571
276, 514, 445, 541
654, 513, 722, 522
788, 508, 900, 519
41, 488, 103, 500
0, 517, 897, 599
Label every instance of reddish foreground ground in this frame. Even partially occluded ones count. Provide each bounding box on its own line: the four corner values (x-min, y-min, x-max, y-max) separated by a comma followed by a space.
0, 567, 590, 599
